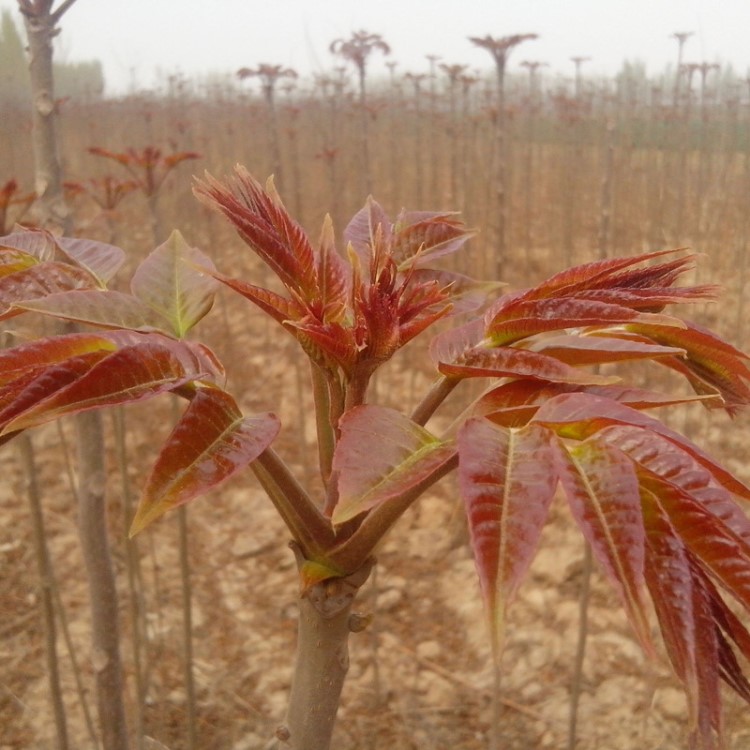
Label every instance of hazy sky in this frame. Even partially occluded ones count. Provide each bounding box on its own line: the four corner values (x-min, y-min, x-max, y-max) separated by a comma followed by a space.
1, 0, 747, 94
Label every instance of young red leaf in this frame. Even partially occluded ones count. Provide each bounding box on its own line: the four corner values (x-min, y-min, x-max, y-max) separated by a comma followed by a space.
510, 248, 688, 302
205, 268, 304, 326
343, 197, 393, 267
316, 213, 349, 322
568, 285, 718, 311
2, 341, 205, 433
554, 437, 653, 653
129, 387, 280, 535
600, 425, 750, 544
645, 475, 750, 614
458, 418, 557, 654
642, 490, 722, 747
0, 332, 117, 386
391, 209, 476, 269
409, 268, 504, 315
332, 405, 455, 525
130, 230, 218, 338
193, 167, 318, 298
287, 318, 357, 373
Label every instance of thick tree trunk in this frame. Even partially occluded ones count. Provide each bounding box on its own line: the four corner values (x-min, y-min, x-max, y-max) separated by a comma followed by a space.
278, 552, 373, 750
75, 410, 129, 750
21, 1, 69, 231
21, 4, 128, 748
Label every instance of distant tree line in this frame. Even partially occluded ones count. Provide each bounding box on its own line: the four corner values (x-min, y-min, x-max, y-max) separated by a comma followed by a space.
0, 9, 104, 103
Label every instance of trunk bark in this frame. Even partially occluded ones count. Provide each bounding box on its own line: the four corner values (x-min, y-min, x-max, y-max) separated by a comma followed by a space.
21, 1, 70, 231
75, 410, 129, 750
278, 552, 374, 750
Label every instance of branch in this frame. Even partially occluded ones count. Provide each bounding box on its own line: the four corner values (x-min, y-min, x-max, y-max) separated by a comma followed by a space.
410, 375, 459, 426
253, 448, 336, 554
50, 0, 78, 23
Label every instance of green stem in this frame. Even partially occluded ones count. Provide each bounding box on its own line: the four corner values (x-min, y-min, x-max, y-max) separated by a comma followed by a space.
311, 364, 335, 483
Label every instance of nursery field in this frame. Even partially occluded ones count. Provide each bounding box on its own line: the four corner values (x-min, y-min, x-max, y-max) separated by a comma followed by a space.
3, 49, 750, 750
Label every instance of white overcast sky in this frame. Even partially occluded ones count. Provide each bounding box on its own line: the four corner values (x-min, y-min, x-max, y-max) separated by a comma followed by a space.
1, 0, 747, 94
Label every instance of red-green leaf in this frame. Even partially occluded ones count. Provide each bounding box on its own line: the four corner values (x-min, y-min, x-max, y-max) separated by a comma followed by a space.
429, 317, 484, 369
129, 387, 280, 535
0, 247, 36, 277
0, 350, 110, 434
533, 393, 750, 502
14, 290, 166, 331
697, 568, 750, 702
332, 405, 455, 525
55, 236, 125, 284
131, 230, 218, 337
0, 333, 117, 386
475, 380, 711, 428
555, 437, 653, 653
531, 332, 685, 366
0, 229, 57, 261
458, 418, 557, 654
485, 297, 681, 347
439, 344, 620, 385
0, 262, 98, 319
621, 322, 750, 412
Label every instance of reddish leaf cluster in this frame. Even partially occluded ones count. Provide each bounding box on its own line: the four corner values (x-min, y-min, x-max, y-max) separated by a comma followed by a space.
65, 175, 138, 212
326, 247, 750, 748
193, 167, 476, 402
88, 146, 201, 197
0, 227, 277, 534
